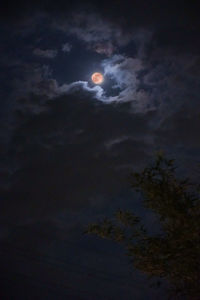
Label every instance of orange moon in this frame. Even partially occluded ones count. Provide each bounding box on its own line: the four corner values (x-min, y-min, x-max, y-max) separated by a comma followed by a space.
91, 72, 104, 84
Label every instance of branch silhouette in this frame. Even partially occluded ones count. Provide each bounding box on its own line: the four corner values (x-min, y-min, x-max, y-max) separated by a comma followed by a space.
86, 154, 200, 299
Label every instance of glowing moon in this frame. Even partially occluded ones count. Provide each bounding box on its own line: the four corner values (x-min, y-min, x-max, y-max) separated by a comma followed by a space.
91, 72, 104, 84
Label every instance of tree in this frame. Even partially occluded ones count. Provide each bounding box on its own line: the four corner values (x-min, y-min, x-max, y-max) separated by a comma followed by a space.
86, 154, 200, 299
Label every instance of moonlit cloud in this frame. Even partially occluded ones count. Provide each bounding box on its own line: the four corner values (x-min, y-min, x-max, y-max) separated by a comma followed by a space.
99, 54, 154, 111
57, 81, 105, 100
102, 55, 143, 88
13, 52, 151, 109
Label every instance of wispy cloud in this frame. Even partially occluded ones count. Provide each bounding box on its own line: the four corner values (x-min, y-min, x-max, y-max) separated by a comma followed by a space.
55, 12, 132, 56
33, 48, 57, 58
62, 43, 72, 53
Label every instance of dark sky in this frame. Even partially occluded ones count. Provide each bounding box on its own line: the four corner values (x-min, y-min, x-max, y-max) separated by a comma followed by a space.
0, 1, 200, 299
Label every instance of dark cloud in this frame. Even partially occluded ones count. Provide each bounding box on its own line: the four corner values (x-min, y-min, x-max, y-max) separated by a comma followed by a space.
154, 104, 200, 180
53, 12, 133, 57
1, 0, 199, 29
156, 106, 200, 149
0, 90, 154, 224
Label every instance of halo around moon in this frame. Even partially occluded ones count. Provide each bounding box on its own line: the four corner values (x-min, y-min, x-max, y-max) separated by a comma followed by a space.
91, 72, 104, 84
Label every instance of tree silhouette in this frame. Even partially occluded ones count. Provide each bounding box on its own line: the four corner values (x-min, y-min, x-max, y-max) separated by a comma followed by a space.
86, 154, 200, 299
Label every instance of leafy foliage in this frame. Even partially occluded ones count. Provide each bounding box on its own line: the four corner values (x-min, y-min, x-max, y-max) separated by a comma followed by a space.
86, 154, 200, 299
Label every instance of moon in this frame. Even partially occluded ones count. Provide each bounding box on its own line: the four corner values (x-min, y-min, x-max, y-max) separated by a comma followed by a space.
91, 72, 104, 84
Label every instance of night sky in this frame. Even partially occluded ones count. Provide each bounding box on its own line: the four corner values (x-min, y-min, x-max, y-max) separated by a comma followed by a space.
1, 1, 200, 299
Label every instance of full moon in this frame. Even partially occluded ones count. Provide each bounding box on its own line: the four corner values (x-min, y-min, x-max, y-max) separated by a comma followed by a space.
91, 72, 104, 84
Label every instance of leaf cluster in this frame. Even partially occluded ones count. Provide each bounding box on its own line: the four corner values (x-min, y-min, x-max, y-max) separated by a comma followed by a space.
86, 155, 200, 299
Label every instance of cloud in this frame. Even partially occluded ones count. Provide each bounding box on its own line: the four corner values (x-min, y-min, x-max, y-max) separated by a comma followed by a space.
25, 77, 105, 101
7, 53, 148, 111
57, 81, 105, 100
33, 48, 58, 58
100, 54, 155, 111
62, 42, 72, 53
22, 57, 150, 110
93, 41, 115, 57
0, 90, 153, 223
55, 12, 133, 56
156, 106, 200, 149
104, 136, 131, 150
10, 63, 55, 99
103, 55, 143, 88
10, 34, 200, 119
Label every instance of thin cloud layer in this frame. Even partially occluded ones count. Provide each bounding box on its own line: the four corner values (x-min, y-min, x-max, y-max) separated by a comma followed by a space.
55, 12, 133, 56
